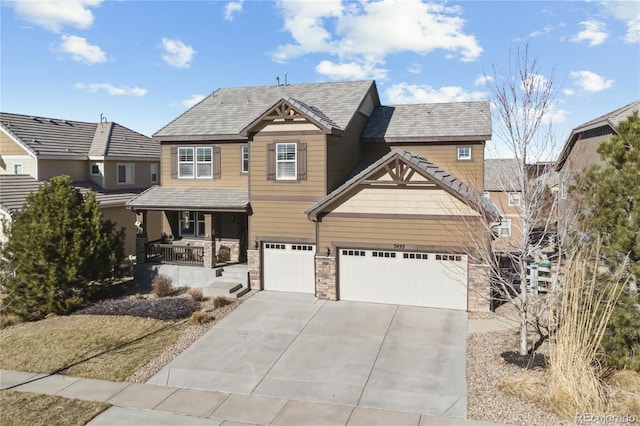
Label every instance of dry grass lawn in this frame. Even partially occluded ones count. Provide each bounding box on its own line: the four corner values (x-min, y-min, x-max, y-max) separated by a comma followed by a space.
0, 390, 109, 426
0, 315, 179, 381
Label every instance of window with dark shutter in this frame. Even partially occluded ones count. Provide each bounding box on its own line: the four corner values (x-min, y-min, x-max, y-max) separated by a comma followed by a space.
267, 143, 276, 180
170, 147, 177, 178
213, 146, 221, 179
297, 142, 307, 180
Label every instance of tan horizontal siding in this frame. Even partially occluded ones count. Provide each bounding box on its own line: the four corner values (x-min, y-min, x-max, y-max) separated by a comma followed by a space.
104, 160, 156, 189
0, 131, 29, 155
249, 200, 316, 242
101, 205, 137, 256
161, 143, 248, 189
38, 160, 87, 181
250, 133, 326, 197
391, 143, 484, 190
0, 156, 37, 177
326, 112, 368, 192
317, 215, 486, 251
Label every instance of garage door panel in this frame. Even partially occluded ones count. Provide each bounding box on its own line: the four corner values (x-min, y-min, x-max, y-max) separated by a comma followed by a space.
339, 250, 467, 310
264, 243, 315, 294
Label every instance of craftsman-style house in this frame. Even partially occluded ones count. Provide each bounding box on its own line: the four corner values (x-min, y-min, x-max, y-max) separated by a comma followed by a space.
128, 80, 500, 311
0, 112, 161, 255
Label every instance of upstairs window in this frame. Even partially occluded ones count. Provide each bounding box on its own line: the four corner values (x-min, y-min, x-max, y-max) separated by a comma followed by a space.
13, 163, 23, 175
178, 147, 194, 178
176, 146, 219, 179
150, 163, 158, 183
276, 143, 297, 180
508, 192, 521, 206
457, 146, 471, 160
90, 163, 101, 176
241, 146, 249, 173
500, 219, 511, 237
117, 163, 135, 184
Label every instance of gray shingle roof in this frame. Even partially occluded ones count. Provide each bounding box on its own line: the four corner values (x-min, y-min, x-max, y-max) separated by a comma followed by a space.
484, 158, 522, 191
361, 101, 491, 142
127, 186, 249, 211
0, 175, 144, 215
0, 112, 159, 159
555, 100, 640, 170
306, 149, 500, 220
153, 80, 376, 138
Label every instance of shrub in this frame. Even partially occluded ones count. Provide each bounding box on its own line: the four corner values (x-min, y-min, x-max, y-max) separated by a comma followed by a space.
188, 310, 213, 325
151, 275, 174, 297
75, 297, 199, 320
188, 288, 205, 302
213, 297, 233, 309
602, 289, 640, 372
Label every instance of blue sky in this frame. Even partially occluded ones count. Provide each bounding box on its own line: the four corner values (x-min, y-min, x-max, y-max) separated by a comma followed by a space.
1, 0, 639, 159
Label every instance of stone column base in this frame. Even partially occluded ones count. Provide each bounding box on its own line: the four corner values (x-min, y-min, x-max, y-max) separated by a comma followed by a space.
315, 256, 337, 300
247, 249, 261, 290
468, 263, 492, 312
135, 235, 148, 264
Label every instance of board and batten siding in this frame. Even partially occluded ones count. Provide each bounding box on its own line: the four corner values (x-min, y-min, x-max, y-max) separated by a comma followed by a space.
316, 215, 485, 254
564, 131, 611, 172
160, 143, 248, 189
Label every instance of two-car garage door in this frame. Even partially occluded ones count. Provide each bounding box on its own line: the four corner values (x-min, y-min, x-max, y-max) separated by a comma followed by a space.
339, 249, 468, 310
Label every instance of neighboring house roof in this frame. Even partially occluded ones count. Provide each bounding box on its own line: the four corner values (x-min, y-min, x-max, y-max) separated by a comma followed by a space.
484, 158, 522, 191
361, 101, 491, 142
555, 99, 640, 171
153, 80, 377, 139
127, 186, 249, 212
0, 112, 159, 160
306, 149, 501, 221
0, 175, 143, 216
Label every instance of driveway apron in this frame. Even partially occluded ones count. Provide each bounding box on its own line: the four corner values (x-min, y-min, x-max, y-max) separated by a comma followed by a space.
147, 291, 467, 418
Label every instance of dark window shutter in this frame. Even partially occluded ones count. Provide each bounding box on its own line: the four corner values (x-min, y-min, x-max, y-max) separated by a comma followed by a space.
213, 146, 221, 179
297, 142, 307, 180
267, 143, 276, 180
170, 147, 177, 178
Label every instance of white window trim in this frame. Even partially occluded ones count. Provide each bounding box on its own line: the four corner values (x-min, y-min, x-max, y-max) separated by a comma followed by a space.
457, 146, 471, 160
500, 219, 511, 237
508, 192, 521, 206
195, 147, 213, 179
178, 147, 194, 179
117, 163, 135, 185
241, 146, 249, 174
178, 211, 205, 237
12, 162, 24, 175
483, 191, 490, 199
276, 142, 297, 180
150, 163, 158, 183
90, 162, 101, 176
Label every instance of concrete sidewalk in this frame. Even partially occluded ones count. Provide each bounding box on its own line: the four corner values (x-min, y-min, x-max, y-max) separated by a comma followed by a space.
1, 369, 505, 425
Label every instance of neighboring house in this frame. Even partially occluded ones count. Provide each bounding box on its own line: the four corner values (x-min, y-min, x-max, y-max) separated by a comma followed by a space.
484, 158, 523, 253
555, 100, 640, 234
128, 80, 500, 311
0, 113, 162, 255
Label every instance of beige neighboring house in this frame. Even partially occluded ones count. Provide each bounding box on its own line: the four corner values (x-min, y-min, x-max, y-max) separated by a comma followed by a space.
555, 99, 640, 234
483, 158, 523, 253
0, 112, 162, 255
129, 80, 500, 311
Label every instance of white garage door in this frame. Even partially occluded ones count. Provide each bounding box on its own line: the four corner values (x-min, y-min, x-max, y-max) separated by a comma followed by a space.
263, 243, 316, 294
339, 249, 468, 310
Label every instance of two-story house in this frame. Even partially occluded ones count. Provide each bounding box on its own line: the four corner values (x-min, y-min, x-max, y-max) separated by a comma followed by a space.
484, 158, 523, 253
555, 99, 640, 236
0, 112, 162, 255
128, 80, 500, 311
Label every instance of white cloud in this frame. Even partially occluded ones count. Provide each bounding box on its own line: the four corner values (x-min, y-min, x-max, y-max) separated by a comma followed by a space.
316, 60, 388, 80
600, 1, 640, 44
570, 20, 608, 46
529, 25, 553, 38
474, 74, 492, 86
75, 82, 147, 96
273, 0, 482, 78
161, 38, 196, 69
407, 63, 422, 74
56, 35, 106, 64
385, 83, 487, 104
224, 1, 244, 21
570, 70, 614, 92
10, 0, 102, 33
181, 94, 206, 108
563, 88, 575, 96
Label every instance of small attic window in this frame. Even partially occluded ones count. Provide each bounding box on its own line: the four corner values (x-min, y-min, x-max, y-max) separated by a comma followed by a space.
457, 146, 471, 160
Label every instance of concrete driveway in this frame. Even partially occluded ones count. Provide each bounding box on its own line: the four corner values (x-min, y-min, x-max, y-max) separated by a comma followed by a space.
148, 291, 467, 418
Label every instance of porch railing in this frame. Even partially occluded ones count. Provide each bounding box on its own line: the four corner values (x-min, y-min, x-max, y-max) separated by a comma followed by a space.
146, 241, 204, 266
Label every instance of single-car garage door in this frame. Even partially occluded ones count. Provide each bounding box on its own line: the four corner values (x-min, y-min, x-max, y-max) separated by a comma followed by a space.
339, 249, 467, 310
263, 243, 316, 294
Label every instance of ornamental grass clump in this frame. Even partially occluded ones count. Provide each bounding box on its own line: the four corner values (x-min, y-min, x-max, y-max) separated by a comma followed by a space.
547, 242, 627, 419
